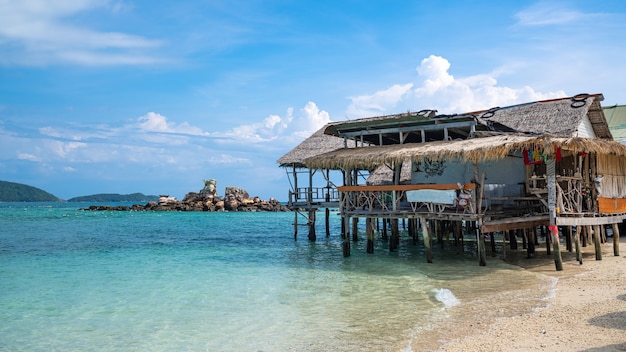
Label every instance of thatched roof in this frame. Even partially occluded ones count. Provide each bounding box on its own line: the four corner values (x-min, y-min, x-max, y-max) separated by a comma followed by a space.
366, 162, 412, 185
304, 134, 626, 170
472, 94, 611, 139
277, 123, 359, 168
321, 94, 612, 145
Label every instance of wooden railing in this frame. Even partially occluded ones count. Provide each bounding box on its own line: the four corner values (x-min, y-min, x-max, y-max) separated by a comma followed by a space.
337, 184, 476, 215
290, 187, 339, 204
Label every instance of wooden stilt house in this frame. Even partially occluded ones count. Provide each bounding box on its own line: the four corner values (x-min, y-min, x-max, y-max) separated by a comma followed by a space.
277, 126, 372, 240
303, 93, 625, 269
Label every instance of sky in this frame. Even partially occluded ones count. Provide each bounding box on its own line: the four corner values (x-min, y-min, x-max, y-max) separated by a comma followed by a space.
1, 0, 626, 201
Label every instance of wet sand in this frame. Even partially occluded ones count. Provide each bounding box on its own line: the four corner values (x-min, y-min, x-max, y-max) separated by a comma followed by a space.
428, 234, 626, 352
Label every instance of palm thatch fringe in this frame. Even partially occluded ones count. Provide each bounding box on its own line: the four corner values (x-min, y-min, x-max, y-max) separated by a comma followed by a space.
304, 134, 626, 170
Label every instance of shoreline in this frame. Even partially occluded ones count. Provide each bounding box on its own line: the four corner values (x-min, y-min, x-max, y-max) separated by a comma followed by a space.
414, 235, 626, 351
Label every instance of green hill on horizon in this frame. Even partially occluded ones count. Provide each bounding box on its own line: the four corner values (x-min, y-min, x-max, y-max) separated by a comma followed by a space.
67, 193, 160, 202
0, 180, 60, 202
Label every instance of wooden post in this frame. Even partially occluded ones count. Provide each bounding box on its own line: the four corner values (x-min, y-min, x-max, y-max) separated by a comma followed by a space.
527, 227, 536, 258
547, 159, 563, 270
293, 209, 298, 241
292, 166, 298, 240
593, 225, 602, 261
308, 209, 316, 241
549, 225, 563, 271
490, 232, 496, 257
366, 217, 374, 254
612, 223, 620, 256
352, 217, 359, 242
343, 216, 351, 257
477, 222, 487, 266
408, 218, 416, 245
510, 230, 518, 250
421, 216, 432, 263
325, 193, 330, 237
574, 226, 582, 264
390, 219, 399, 251
382, 218, 388, 240
565, 226, 572, 252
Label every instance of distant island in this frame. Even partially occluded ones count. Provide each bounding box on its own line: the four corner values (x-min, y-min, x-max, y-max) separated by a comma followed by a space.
0, 180, 60, 202
68, 193, 159, 202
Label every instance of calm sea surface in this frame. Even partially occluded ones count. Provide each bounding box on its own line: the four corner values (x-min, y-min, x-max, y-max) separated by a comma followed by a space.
0, 203, 555, 351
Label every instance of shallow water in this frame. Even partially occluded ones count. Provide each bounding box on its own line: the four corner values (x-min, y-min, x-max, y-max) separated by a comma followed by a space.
0, 203, 554, 351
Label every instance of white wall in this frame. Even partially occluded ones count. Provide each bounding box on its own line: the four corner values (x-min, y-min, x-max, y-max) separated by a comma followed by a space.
576, 115, 596, 138
411, 155, 526, 197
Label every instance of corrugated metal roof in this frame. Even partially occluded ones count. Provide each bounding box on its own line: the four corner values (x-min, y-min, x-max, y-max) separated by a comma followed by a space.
604, 105, 626, 143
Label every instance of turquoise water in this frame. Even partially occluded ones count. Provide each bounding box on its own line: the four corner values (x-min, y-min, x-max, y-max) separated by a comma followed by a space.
0, 203, 554, 351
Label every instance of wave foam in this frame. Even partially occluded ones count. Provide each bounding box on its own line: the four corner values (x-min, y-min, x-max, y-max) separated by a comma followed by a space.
434, 288, 460, 308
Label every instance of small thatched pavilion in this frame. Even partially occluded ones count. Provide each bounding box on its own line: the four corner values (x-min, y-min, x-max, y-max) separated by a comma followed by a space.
277, 124, 371, 239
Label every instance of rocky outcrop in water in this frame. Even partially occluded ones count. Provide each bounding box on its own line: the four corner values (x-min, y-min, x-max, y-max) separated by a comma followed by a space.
81, 180, 290, 212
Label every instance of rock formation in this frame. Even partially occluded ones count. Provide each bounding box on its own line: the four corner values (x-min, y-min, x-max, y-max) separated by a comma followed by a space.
81, 180, 290, 212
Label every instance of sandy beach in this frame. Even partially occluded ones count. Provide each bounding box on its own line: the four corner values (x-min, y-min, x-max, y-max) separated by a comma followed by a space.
422, 234, 626, 352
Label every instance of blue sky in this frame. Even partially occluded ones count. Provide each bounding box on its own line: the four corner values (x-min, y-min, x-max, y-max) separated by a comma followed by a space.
1, 0, 626, 201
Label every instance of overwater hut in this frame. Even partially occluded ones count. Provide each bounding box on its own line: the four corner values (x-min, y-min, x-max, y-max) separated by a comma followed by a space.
303, 94, 625, 270
277, 125, 371, 239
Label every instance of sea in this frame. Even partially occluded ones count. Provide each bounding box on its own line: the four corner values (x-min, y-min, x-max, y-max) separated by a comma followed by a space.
0, 202, 556, 352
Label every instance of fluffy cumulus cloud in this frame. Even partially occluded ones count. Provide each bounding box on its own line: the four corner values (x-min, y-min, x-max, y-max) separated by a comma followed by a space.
136, 112, 209, 136
347, 55, 566, 117
216, 101, 331, 143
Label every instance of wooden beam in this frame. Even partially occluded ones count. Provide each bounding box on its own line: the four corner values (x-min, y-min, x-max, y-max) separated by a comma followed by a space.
556, 214, 626, 226
481, 215, 549, 233
338, 183, 476, 192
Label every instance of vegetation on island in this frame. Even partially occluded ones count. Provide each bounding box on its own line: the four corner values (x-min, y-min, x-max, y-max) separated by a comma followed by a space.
68, 193, 159, 202
0, 180, 60, 202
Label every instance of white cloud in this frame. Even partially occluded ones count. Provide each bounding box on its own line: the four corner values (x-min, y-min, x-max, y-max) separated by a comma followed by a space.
347, 84, 413, 118
136, 112, 209, 136
0, 0, 165, 66
216, 101, 331, 144
347, 55, 566, 116
17, 152, 41, 162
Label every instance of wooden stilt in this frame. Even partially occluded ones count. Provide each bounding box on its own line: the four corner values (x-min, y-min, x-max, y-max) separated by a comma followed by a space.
593, 225, 602, 261
342, 216, 351, 257
352, 217, 358, 242
325, 207, 330, 237
477, 224, 487, 266
382, 219, 388, 241
390, 219, 399, 252
527, 227, 536, 258
293, 211, 298, 241
366, 217, 374, 254
490, 232, 496, 257
565, 226, 572, 252
421, 216, 432, 263
544, 226, 551, 255
307, 209, 316, 241
612, 223, 620, 256
408, 218, 416, 245
574, 226, 582, 264
510, 230, 518, 250
549, 225, 563, 271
